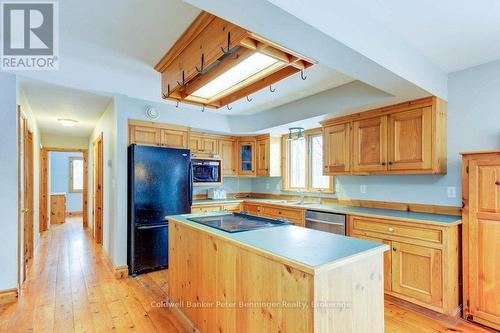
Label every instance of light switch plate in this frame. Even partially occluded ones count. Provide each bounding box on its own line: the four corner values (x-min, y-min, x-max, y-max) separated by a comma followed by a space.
447, 186, 456, 198
360, 184, 367, 194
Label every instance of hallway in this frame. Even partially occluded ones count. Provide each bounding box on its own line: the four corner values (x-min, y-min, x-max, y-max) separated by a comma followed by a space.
0, 219, 492, 333
0, 219, 185, 333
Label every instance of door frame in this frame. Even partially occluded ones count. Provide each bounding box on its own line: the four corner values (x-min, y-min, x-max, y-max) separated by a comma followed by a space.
92, 134, 104, 244
39, 147, 88, 231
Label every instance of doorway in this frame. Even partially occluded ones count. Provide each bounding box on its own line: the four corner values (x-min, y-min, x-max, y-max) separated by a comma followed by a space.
17, 106, 34, 284
92, 134, 103, 244
39, 147, 88, 231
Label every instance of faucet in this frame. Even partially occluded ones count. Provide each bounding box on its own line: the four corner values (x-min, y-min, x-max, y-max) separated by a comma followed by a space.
299, 191, 305, 204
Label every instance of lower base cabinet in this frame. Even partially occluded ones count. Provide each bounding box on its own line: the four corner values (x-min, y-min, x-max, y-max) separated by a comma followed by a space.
191, 203, 241, 214
349, 215, 460, 316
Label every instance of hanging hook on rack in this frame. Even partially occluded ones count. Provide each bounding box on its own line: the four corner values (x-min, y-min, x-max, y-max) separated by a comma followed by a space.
175, 100, 179, 108
269, 85, 276, 93
162, 84, 171, 99
177, 71, 186, 88
246, 95, 253, 102
195, 54, 205, 74
201, 105, 205, 112
227, 104, 233, 111
300, 69, 307, 80
221, 31, 231, 55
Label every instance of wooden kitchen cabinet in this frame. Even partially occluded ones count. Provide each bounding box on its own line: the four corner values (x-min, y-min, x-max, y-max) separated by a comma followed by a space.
388, 107, 432, 171
129, 121, 189, 149
321, 97, 447, 175
391, 241, 443, 307
461, 151, 500, 330
218, 138, 237, 176
50, 194, 66, 224
160, 128, 188, 148
323, 123, 351, 175
241, 202, 305, 227
348, 214, 460, 315
237, 138, 256, 176
353, 116, 387, 172
189, 133, 218, 156
129, 125, 161, 146
256, 134, 281, 177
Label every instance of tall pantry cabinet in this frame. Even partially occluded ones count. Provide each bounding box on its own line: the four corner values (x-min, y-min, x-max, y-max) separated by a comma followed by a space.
461, 150, 500, 331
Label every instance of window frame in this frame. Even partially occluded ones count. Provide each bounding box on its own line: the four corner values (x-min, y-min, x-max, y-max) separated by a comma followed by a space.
69, 157, 84, 193
282, 128, 335, 193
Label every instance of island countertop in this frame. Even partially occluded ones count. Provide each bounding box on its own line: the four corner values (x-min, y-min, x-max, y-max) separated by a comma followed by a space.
168, 213, 389, 273
192, 198, 462, 226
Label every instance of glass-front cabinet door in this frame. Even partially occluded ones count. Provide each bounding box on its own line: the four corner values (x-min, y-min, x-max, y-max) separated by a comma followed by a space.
238, 140, 256, 176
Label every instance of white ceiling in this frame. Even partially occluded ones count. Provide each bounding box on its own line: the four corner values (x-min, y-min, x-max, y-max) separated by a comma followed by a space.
266, 0, 500, 73
19, 78, 112, 137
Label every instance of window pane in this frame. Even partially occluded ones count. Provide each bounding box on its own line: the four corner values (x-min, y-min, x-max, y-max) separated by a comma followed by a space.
311, 135, 330, 189
290, 139, 306, 188
72, 159, 84, 191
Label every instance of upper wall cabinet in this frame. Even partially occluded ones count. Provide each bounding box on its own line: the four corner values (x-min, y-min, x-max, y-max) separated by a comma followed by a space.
321, 97, 447, 176
353, 116, 387, 172
323, 123, 351, 174
237, 138, 256, 177
256, 134, 281, 177
190, 133, 218, 156
218, 138, 237, 176
129, 121, 189, 149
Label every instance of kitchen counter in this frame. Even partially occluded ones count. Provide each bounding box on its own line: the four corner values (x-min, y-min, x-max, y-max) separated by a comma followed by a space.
192, 198, 462, 226
169, 213, 388, 271
168, 213, 388, 332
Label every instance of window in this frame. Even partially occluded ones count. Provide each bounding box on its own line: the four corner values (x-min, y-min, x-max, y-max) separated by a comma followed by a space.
70, 157, 84, 193
283, 128, 334, 193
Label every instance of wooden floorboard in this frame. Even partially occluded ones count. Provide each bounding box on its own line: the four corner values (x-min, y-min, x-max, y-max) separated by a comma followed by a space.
0, 218, 494, 333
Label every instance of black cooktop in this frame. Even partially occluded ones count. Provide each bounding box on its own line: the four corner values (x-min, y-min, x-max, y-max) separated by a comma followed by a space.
187, 213, 291, 233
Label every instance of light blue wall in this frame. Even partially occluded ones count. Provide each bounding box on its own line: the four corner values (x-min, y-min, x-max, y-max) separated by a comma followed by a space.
50, 151, 83, 212
0, 72, 19, 290
193, 177, 253, 196
252, 60, 500, 207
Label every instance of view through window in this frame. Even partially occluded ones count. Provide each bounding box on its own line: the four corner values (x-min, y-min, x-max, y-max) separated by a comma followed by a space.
70, 157, 84, 193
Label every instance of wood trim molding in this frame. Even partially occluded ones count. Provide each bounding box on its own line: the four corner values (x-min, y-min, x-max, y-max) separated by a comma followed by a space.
192, 192, 461, 216
114, 265, 129, 279
0, 288, 18, 305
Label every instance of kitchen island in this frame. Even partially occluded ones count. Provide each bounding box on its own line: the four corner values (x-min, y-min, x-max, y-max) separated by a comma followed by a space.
167, 214, 389, 333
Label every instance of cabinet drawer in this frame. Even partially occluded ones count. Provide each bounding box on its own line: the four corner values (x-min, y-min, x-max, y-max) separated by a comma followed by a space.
191, 205, 222, 213
350, 216, 442, 244
222, 203, 241, 212
242, 203, 261, 215
262, 206, 303, 220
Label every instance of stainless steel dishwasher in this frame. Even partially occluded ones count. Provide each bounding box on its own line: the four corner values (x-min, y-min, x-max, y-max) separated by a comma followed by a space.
305, 210, 346, 235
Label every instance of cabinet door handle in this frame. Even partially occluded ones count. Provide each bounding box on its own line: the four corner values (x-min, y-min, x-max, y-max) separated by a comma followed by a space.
392, 247, 397, 252
495, 181, 500, 186
388, 227, 394, 232
381, 162, 386, 166
388, 161, 393, 165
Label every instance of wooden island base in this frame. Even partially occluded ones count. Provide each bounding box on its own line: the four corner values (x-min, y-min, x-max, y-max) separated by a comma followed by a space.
168, 218, 386, 333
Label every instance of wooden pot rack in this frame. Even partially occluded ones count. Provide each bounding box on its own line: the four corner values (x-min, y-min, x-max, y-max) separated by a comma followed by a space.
154, 12, 315, 109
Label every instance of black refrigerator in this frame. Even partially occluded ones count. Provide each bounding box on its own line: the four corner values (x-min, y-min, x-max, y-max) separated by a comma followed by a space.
128, 144, 192, 276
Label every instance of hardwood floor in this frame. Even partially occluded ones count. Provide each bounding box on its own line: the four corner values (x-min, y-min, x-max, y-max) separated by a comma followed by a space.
0, 218, 494, 333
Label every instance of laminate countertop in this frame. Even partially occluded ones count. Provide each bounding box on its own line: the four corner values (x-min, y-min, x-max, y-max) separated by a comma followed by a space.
192, 198, 462, 226
168, 214, 389, 273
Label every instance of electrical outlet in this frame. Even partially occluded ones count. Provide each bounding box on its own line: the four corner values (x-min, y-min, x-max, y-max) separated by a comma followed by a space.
447, 186, 457, 198
265, 182, 270, 190
360, 184, 367, 194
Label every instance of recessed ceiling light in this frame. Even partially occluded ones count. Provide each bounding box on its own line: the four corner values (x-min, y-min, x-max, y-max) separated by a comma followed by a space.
58, 119, 78, 127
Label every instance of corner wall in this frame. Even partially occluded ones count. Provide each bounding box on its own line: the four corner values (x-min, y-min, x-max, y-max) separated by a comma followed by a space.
0, 72, 19, 291
88, 100, 116, 257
